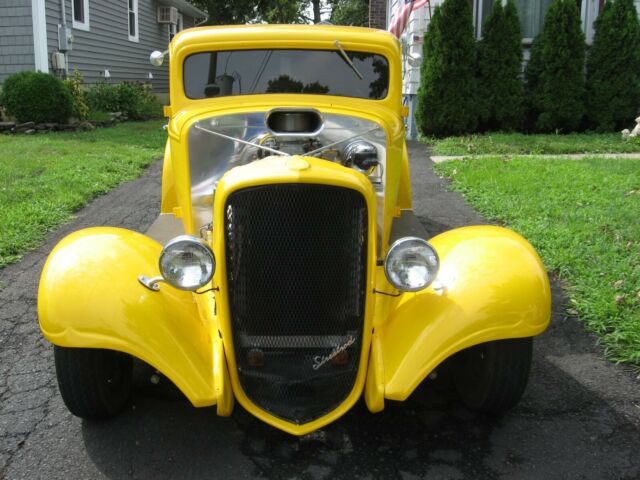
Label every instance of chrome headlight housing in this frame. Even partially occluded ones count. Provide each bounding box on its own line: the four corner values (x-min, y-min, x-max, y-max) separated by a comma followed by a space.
384, 237, 439, 292
159, 235, 215, 291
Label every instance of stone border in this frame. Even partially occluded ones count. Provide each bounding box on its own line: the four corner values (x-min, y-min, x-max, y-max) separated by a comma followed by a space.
0, 112, 129, 135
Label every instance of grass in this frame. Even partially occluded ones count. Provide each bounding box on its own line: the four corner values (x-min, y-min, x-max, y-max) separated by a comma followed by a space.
0, 120, 166, 268
426, 132, 640, 155
434, 156, 640, 365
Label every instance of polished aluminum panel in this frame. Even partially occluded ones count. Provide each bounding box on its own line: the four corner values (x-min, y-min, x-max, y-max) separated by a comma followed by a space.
188, 112, 387, 232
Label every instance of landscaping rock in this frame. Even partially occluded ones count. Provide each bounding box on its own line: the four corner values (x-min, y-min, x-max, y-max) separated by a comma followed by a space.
0, 121, 15, 132
35, 123, 56, 131
54, 123, 78, 131
15, 122, 35, 133
77, 121, 95, 132
24, 129, 36, 135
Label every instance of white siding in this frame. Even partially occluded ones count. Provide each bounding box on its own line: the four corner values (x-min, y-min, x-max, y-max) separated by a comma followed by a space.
387, 0, 445, 95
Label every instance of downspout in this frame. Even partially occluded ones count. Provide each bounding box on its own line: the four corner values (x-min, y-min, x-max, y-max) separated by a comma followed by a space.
60, 0, 69, 77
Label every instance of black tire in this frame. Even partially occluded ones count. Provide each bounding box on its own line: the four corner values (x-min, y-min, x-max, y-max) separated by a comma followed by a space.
54, 346, 132, 420
451, 337, 533, 415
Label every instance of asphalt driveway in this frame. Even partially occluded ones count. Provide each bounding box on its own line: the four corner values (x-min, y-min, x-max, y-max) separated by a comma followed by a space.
1, 142, 639, 479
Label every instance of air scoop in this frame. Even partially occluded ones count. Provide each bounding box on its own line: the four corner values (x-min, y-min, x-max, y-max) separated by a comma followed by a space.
266, 110, 323, 135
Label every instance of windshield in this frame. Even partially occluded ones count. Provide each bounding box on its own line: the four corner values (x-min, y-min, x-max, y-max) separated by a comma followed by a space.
183, 49, 389, 100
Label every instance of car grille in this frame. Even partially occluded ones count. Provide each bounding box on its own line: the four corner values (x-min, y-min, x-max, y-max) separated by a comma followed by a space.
224, 184, 368, 424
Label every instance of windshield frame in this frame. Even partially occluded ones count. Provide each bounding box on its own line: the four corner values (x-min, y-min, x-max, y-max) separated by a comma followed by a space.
182, 48, 390, 102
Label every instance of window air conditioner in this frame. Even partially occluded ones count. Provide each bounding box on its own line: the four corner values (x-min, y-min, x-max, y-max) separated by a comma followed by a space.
157, 6, 178, 25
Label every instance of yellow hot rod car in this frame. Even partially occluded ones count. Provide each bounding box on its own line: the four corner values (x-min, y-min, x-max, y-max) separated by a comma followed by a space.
38, 24, 550, 435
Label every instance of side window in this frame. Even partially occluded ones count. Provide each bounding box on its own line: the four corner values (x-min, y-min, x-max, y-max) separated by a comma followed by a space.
513, 0, 555, 41
475, 0, 555, 41
128, 0, 139, 42
474, 0, 494, 38
72, 0, 90, 31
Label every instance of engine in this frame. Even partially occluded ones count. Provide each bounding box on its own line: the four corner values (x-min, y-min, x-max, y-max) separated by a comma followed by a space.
188, 110, 387, 231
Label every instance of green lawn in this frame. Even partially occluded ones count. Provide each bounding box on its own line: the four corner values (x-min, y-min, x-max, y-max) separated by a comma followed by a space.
434, 156, 640, 365
0, 121, 166, 268
426, 132, 640, 155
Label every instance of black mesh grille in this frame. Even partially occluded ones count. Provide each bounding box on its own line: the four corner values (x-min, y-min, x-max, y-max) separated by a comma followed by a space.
224, 184, 368, 424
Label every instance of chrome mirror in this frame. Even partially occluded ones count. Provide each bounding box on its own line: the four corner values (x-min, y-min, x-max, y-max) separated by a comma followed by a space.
150, 50, 168, 67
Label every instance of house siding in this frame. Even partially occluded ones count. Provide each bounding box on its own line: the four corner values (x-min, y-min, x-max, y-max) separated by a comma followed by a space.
45, 0, 196, 93
387, 0, 444, 96
0, 0, 35, 84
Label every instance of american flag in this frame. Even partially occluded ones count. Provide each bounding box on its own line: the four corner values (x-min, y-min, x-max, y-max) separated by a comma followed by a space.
388, 0, 430, 38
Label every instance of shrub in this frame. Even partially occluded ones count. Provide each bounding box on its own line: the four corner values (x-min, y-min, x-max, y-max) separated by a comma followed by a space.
477, 0, 524, 131
121, 82, 163, 120
586, 0, 640, 132
86, 81, 162, 120
525, 0, 586, 132
415, 0, 479, 137
87, 110, 111, 124
63, 69, 89, 120
86, 81, 120, 113
1, 71, 72, 123
136, 95, 163, 120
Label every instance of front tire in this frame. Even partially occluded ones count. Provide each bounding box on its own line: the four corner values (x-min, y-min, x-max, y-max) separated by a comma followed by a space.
452, 337, 533, 415
54, 346, 132, 420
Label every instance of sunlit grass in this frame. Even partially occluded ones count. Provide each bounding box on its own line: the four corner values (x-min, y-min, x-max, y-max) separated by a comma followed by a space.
435, 156, 640, 365
425, 132, 640, 155
0, 121, 165, 268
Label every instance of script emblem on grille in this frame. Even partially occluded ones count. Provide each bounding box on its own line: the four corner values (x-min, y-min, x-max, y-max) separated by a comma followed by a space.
312, 336, 356, 370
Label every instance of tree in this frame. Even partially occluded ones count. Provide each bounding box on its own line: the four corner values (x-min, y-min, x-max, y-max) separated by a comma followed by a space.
586, 0, 640, 131
259, 0, 307, 23
191, 0, 306, 25
477, 0, 524, 131
190, 0, 257, 25
329, 0, 369, 26
525, 0, 586, 132
415, 0, 479, 136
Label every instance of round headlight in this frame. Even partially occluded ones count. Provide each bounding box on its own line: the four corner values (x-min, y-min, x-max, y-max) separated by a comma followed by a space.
384, 237, 439, 292
159, 235, 215, 291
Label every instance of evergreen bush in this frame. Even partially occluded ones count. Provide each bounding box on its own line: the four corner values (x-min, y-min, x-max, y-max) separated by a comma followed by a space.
415, 0, 478, 136
1, 71, 72, 123
586, 0, 640, 131
525, 0, 586, 132
477, 0, 524, 131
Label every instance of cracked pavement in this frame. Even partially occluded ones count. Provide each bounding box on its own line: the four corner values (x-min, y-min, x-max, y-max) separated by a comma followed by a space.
1, 142, 639, 479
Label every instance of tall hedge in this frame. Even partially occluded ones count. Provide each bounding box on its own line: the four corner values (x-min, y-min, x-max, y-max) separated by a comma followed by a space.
586, 0, 640, 132
415, 0, 478, 137
526, 0, 586, 132
477, 0, 524, 131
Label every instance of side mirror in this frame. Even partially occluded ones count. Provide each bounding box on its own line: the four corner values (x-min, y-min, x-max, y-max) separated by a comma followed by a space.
150, 50, 168, 67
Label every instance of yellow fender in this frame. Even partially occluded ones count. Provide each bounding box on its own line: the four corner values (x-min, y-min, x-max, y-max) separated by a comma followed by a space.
377, 225, 551, 402
38, 227, 221, 408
